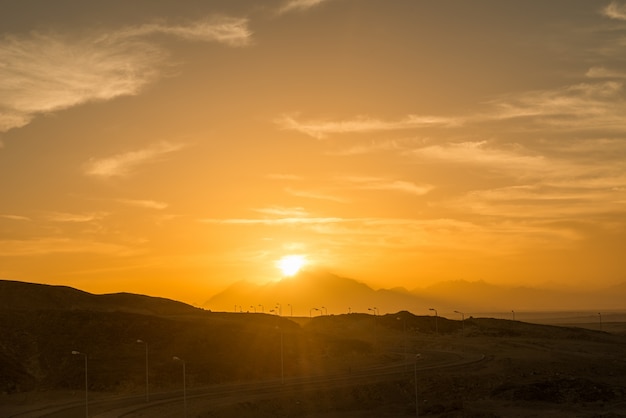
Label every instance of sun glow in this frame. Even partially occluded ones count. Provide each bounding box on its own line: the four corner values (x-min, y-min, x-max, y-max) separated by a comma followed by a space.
276, 255, 307, 277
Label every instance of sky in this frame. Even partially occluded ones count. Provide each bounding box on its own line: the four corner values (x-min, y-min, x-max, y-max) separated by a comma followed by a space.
1, 0, 626, 305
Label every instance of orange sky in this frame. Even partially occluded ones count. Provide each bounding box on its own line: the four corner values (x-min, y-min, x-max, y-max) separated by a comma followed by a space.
1, 0, 626, 305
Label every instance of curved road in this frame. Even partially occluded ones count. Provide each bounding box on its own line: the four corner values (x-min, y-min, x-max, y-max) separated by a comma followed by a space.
8, 350, 484, 418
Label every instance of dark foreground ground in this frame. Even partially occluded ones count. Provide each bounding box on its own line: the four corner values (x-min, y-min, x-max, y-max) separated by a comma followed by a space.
3, 317, 626, 417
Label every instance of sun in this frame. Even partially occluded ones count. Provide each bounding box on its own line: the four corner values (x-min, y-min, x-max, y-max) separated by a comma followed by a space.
276, 255, 307, 277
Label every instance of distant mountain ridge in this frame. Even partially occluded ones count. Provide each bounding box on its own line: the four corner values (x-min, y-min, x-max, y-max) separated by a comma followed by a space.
0, 279, 201, 316
205, 271, 626, 315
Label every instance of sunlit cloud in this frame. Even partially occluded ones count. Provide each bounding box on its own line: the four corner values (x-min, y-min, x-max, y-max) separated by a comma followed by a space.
585, 66, 626, 79
0, 238, 139, 257
253, 206, 310, 217
114, 18, 251, 46
328, 139, 411, 156
200, 216, 345, 225
340, 176, 433, 196
115, 199, 169, 210
486, 81, 626, 130
602, 1, 626, 20
411, 141, 547, 174
84, 141, 185, 178
278, 0, 333, 15
276, 114, 461, 139
453, 184, 626, 221
0, 214, 31, 221
44, 211, 107, 223
0, 17, 251, 133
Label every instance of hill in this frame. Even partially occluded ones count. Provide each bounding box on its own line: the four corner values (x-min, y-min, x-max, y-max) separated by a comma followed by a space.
0, 279, 201, 316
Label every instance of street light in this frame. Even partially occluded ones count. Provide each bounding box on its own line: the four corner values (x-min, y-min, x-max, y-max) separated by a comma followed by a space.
276, 326, 284, 385
511, 310, 516, 321
414, 353, 422, 417
250, 305, 256, 313
71, 350, 88, 418
321, 306, 328, 316
287, 303, 293, 317
137, 340, 149, 402
367, 307, 378, 316
454, 311, 465, 337
429, 308, 438, 335
598, 312, 603, 331
309, 307, 319, 317
396, 316, 408, 370
173, 356, 187, 418
258, 304, 264, 313
276, 303, 282, 316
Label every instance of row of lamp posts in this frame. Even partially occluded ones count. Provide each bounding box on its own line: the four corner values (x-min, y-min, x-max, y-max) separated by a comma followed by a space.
71, 340, 188, 418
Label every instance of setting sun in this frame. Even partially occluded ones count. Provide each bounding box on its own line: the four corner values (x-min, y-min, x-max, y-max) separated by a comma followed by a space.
276, 255, 307, 277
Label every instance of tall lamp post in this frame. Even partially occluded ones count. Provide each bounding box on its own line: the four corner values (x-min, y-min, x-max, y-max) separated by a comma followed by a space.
276, 326, 284, 384
414, 354, 422, 417
454, 310, 465, 337
137, 340, 149, 402
429, 308, 438, 335
71, 350, 88, 418
173, 356, 187, 418
598, 312, 603, 331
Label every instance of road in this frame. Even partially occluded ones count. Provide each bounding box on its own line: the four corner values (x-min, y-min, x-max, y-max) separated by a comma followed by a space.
7, 350, 484, 418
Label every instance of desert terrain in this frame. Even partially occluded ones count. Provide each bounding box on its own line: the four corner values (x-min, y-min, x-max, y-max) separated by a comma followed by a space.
1, 280, 626, 417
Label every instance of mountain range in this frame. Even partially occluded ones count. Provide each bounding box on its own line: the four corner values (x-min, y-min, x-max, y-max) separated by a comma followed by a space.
204, 270, 626, 316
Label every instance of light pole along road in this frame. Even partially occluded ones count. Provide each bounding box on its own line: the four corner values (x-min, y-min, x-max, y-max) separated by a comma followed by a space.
9, 350, 485, 418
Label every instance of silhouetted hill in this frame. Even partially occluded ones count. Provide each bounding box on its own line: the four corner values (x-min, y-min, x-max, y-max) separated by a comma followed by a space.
204, 270, 439, 315
0, 280, 201, 316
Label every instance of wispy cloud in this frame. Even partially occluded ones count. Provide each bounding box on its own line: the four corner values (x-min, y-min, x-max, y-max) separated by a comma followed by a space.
602, 1, 626, 20
485, 81, 626, 132
113, 18, 251, 46
340, 176, 433, 196
275, 114, 461, 139
115, 199, 169, 210
253, 206, 310, 217
0, 214, 31, 221
585, 66, 626, 79
411, 141, 547, 175
278, 0, 332, 15
200, 216, 345, 225
84, 141, 185, 178
0, 17, 251, 133
44, 211, 107, 223
452, 184, 626, 221
0, 238, 139, 257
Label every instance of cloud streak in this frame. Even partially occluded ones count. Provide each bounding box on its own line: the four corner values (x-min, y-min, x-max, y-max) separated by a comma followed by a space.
602, 1, 626, 20
84, 141, 185, 178
276, 114, 461, 139
278, 0, 333, 15
0, 17, 251, 133
340, 176, 433, 196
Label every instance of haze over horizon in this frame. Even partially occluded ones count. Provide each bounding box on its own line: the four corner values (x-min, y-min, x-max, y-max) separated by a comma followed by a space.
2, 1, 626, 305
